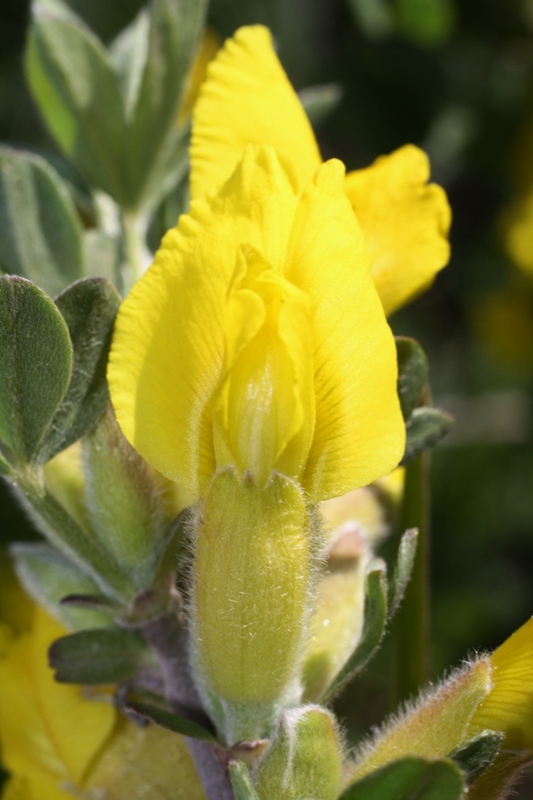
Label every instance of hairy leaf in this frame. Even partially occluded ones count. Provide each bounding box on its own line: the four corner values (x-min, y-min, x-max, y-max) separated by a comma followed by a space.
320, 565, 388, 702
0, 147, 83, 296
0, 276, 71, 462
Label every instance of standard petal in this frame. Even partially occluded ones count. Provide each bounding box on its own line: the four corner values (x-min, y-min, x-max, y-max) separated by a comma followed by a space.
285, 159, 405, 503
190, 25, 321, 199
344, 145, 451, 316
109, 146, 298, 498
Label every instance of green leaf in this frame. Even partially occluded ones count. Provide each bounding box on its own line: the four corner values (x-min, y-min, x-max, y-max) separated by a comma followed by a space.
389, 528, 418, 619
125, 0, 208, 206
320, 566, 388, 702
401, 407, 453, 464
109, 9, 151, 120
84, 230, 120, 285
0, 276, 72, 462
229, 761, 261, 800
0, 449, 12, 476
49, 626, 150, 683
36, 278, 120, 462
396, 337, 428, 421
299, 83, 344, 127
26, 8, 129, 205
448, 731, 503, 785
127, 701, 216, 742
340, 757, 465, 800
0, 147, 84, 297
11, 542, 114, 630
139, 123, 190, 214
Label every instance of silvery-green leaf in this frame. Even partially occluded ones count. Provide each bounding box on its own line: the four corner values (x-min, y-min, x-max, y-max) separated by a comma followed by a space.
0, 147, 83, 297
11, 542, 113, 630
49, 626, 151, 684
125, 0, 207, 207
396, 337, 428, 421
0, 276, 71, 462
26, 8, 130, 205
402, 407, 453, 464
36, 278, 120, 462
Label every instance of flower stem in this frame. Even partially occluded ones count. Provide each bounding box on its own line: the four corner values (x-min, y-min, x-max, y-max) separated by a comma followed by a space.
390, 451, 431, 706
120, 211, 148, 290
140, 610, 235, 800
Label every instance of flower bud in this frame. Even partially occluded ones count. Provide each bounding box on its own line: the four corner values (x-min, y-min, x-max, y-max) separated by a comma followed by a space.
302, 526, 370, 702
302, 477, 401, 701
349, 658, 493, 782
255, 706, 343, 800
191, 467, 315, 744
467, 616, 533, 750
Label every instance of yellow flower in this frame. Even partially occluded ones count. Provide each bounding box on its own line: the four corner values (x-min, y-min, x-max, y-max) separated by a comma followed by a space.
109, 145, 404, 503
0, 576, 205, 800
191, 25, 451, 316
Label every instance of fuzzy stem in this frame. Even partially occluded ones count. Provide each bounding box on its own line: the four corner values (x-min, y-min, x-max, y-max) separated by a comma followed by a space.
140, 611, 235, 800
120, 211, 148, 290
13, 467, 134, 601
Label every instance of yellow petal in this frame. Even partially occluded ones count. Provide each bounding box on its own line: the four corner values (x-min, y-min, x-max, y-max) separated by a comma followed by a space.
31, 608, 116, 784
83, 717, 206, 800
213, 246, 315, 485
468, 617, 533, 749
3, 773, 75, 800
344, 145, 451, 316
285, 159, 405, 502
190, 25, 321, 199
109, 145, 298, 498
0, 608, 115, 789
1, 776, 32, 800
0, 555, 34, 633
0, 626, 67, 784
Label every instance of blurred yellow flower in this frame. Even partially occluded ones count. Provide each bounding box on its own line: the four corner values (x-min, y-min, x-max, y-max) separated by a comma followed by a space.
109, 146, 404, 503
0, 576, 204, 800
191, 25, 451, 316
471, 277, 533, 374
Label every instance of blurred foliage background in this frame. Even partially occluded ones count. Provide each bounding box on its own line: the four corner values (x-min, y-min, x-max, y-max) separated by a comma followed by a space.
1, 0, 533, 791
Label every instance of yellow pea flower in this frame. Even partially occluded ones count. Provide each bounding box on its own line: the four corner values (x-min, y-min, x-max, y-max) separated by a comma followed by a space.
109, 145, 404, 503
190, 25, 451, 316
0, 579, 205, 800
